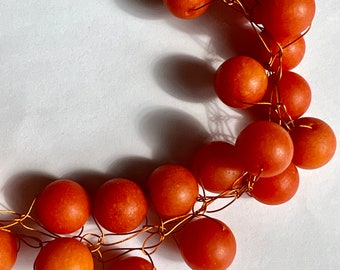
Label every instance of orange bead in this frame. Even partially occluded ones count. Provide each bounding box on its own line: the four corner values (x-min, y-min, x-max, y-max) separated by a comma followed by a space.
260, 71, 312, 121
34, 238, 94, 270
255, 0, 316, 39
148, 164, 198, 219
0, 230, 17, 270
290, 117, 337, 169
36, 179, 91, 234
235, 121, 294, 177
214, 56, 268, 109
179, 217, 236, 270
191, 141, 243, 193
251, 163, 299, 205
163, 0, 210, 19
93, 178, 148, 233
254, 31, 306, 71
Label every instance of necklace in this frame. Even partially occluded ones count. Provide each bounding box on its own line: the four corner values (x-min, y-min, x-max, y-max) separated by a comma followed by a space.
0, 0, 337, 269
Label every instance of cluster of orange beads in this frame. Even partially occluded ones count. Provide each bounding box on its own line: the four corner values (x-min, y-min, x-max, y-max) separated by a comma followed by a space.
0, 1, 337, 270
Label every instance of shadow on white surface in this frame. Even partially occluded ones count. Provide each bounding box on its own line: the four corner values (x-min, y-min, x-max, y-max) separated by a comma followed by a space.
113, 0, 167, 20
152, 53, 216, 103
138, 106, 210, 166
3, 172, 56, 214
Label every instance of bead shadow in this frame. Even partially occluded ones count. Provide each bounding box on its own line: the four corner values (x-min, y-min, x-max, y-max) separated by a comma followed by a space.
107, 156, 159, 191
3, 171, 56, 214
161, 1, 259, 60
61, 169, 114, 200
208, 1, 260, 58
61, 157, 158, 199
113, 0, 167, 20
113, 0, 259, 60
152, 53, 216, 103
152, 235, 185, 264
137, 106, 210, 166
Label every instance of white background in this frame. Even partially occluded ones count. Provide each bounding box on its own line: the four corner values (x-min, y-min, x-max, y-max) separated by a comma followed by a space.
1, 0, 339, 269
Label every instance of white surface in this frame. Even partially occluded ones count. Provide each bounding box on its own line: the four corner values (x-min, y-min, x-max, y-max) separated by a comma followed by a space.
1, 0, 339, 269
